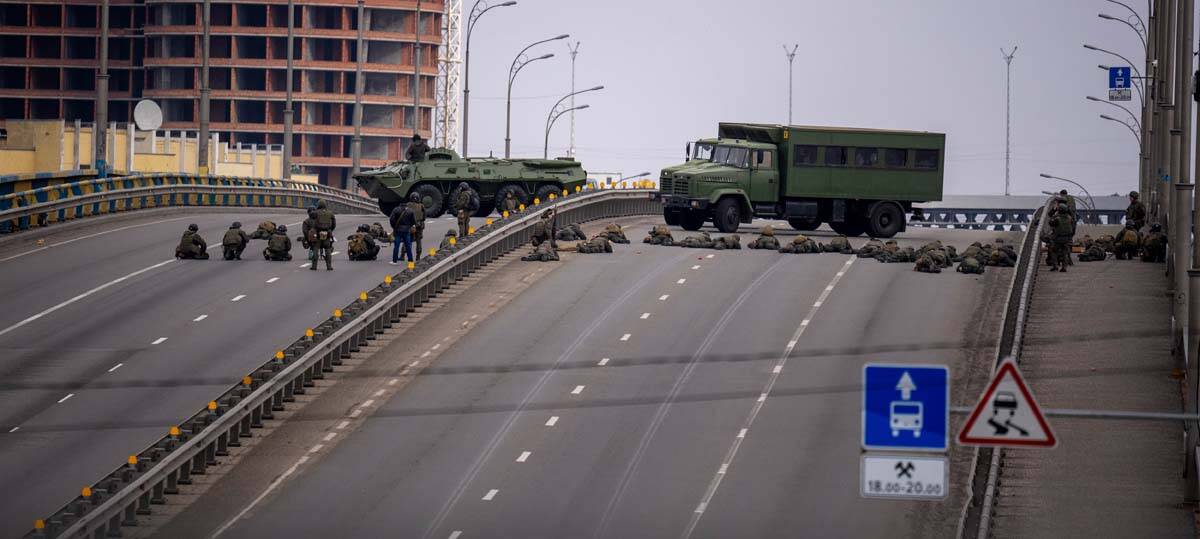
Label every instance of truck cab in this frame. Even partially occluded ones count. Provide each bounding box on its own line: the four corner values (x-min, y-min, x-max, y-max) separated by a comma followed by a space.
659, 138, 773, 232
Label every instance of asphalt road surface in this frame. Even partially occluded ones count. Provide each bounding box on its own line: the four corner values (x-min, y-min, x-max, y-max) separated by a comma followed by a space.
0, 209, 486, 537
212, 224, 1012, 539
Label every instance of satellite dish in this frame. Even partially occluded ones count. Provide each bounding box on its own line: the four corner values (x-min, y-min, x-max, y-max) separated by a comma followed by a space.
133, 100, 163, 131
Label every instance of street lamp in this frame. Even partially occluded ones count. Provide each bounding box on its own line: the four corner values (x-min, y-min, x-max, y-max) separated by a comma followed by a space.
1086, 95, 1141, 130
544, 85, 603, 158
1098, 13, 1147, 52
1039, 173, 1097, 213
1099, 113, 1142, 145
505, 34, 569, 158
1084, 44, 1144, 104
1101, 0, 1146, 35
462, 0, 517, 158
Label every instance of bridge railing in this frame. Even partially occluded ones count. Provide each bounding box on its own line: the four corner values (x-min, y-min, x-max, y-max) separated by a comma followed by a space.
0, 174, 378, 234
27, 187, 660, 539
910, 207, 1125, 231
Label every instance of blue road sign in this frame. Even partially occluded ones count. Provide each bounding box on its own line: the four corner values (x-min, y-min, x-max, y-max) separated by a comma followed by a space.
862, 364, 949, 452
1109, 66, 1131, 89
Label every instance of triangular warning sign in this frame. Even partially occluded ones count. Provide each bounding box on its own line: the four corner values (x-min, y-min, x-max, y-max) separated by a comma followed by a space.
958, 357, 1056, 448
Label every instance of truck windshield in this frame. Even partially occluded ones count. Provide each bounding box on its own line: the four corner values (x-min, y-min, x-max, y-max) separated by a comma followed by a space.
692, 143, 714, 161
711, 146, 750, 168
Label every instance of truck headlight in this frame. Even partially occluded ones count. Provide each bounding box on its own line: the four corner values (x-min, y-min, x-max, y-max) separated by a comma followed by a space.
690, 200, 700, 208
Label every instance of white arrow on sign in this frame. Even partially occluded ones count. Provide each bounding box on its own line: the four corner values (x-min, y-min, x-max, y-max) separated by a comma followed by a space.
896, 371, 916, 400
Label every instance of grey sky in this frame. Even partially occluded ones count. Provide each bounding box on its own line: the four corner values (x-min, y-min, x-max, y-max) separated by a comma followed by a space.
460, 0, 1152, 195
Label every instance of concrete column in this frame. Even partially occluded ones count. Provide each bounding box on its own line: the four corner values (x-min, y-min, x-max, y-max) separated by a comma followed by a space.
283, 0, 295, 179
178, 132, 187, 172
252, 144, 259, 177
95, 0, 109, 178
108, 122, 116, 170
198, 0, 211, 175
127, 123, 134, 173
73, 119, 81, 169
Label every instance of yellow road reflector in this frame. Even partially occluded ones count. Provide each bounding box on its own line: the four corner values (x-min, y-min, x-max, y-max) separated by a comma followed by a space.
519, 204, 526, 211
384, 275, 393, 285
468, 226, 476, 235
563, 189, 569, 196
274, 350, 284, 360
429, 248, 437, 256
333, 309, 343, 319
359, 291, 368, 301
575, 185, 582, 192
34, 520, 45, 530
170, 426, 180, 437
548, 193, 556, 200
533, 198, 541, 205
502, 211, 510, 218
81, 486, 92, 498
207, 401, 217, 411
407, 261, 415, 270
242, 376, 252, 386
128, 455, 138, 466
449, 237, 457, 246
486, 218, 494, 225
305, 328, 314, 338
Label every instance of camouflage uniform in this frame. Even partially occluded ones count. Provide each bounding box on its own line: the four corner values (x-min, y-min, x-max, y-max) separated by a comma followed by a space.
857, 239, 885, 258
1141, 225, 1166, 263
454, 183, 480, 238
439, 229, 458, 251
960, 243, 986, 264
713, 234, 741, 250
263, 227, 293, 261
747, 225, 781, 250
502, 192, 519, 215
221, 223, 250, 260
599, 223, 631, 244
175, 226, 210, 259
368, 222, 393, 243
822, 235, 855, 254
556, 223, 587, 242
407, 196, 426, 260
643, 225, 675, 246
1125, 191, 1147, 230
521, 242, 559, 262
957, 256, 986, 274
347, 226, 380, 261
914, 254, 941, 273
312, 201, 336, 271
1095, 234, 1116, 253
250, 221, 276, 240
1048, 205, 1074, 271
1113, 224, 1141, 260
779, 234, 821, 254
531, 214, 555, 247
1078, 244, 1108, 262
576, 236, 613, 254
988, 246, 1017, 267
678, 232, 717, 249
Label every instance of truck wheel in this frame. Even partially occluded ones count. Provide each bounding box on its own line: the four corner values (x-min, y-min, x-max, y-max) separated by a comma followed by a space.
495, 184, 530, 210
663, 209, 682, 226
378, 200, 400, 218
413, 184, 444, 218
713, 198, 741, 233
475, 201, 495, 218
534, 184, 560, 204
829, 218, 866, 237
787, 218, 821, 231
866, 202, 904, 238
680, 211, 705, 231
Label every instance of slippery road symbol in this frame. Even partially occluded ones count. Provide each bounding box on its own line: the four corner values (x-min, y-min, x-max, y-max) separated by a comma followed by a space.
986, 391, 1029, 437
895, 461, 915, 479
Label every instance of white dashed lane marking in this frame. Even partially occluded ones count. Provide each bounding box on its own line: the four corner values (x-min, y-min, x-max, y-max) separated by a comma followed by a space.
108, 363, 123, 373
640, 313, 651, 319
7, 427, 17, 433
545, 416, 559, 427
336, 421, 350, 430
482, 489, 499, 501
691, 265, 701, 270
677, 278, 687, 284
620, 333, 631, 341
323, 432, 337, 442
57, 394, 74, 404
151, 337, 167, 345
449, 532, 463, 539
231, 294, 246, 302
598, 358, 610, 366
266, 277, 279, 283
193, 314, 208, 322
516, 451, 531, 463
706, 254, 714, 259
659, 295, 670, 301
571, 385, 585, 395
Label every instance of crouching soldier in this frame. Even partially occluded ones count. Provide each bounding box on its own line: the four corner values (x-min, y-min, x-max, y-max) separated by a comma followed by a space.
747, 225, 781, 250
176, 223, 209, 259
1141, 223, 1166, 263
347, 224, 381, 261
440, 229, 458, 250
369, 222, 393, 243
1113, 223, 1141, 260
250, 220, 276, 240
221, 221, 250, 260
263, 224, 293, 261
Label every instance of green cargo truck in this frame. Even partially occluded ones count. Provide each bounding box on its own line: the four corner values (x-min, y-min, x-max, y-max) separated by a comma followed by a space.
659, 123, 945, 237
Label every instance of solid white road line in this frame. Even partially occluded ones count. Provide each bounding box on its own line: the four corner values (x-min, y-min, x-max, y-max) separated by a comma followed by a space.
212, 455, 311, 538
349, 409, 362, 418
620, 333, 631, 341
336, 420, 350, 430
598, 358, 610, 366
0, 258, 175, 339
231, 294, 246, 302
545, 416, 559, 427
266, 277, 279, 283
361, 399, 375, 407
108, 363, 123, 373
482, 489, 499, 501
323, 432, 337, 442
516, 451, 531, 463
57, 393, 74, 404
7, 427, 17, 433
193, 314, 208, 322
151, 337, 168, 345
659, 295, 670, 301
0, 216, 190, 263
640, 313, 651, 319
571, 385, 585, 395
308, 444, 324, 454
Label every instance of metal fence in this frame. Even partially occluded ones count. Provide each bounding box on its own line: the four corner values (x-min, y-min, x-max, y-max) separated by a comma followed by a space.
910, 208, 1124, 231
27, 188, 660, 538
0, 174, 379, 234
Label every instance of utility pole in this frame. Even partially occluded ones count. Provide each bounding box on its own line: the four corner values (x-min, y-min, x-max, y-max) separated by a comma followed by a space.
783, 44, 798, 125
198, 0, 211, 176
283, 0, 294, 179
568, 41, 580, 158
413, 0, 422, 141
998, 45, 1017, 194
351, 0, 365, 182
95, 0, 109, 178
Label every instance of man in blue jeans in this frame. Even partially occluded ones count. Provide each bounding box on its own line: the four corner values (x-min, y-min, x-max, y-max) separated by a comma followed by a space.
389, 201, 416, 264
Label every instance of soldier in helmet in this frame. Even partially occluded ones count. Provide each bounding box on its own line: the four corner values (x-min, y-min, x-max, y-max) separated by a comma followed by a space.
531, 209, 555, 247
300, 207, 318, 258
250, 220, 276, 240
406, 133, 430, 162
599, 223, 630, 244
406, 192, 426, 260
389, 197, 416, 264
439, 228, 458, 250
1048, 202, 1074, 271
311, 200, 337, 271
263, 224, 293, 261
1126, 190, 1147, 230
747, 225, 781, 250
1141, 223, 1166, 263
576, 236, 613, 254
643, 225, 675, 246
454, 182, 480, 238
1114, 222, 1141, 260
221, 221, 250, 260
501, 190, 519, 216
175, 223, 209, 259
556, 223, 587, 242
347, 224, 380, 261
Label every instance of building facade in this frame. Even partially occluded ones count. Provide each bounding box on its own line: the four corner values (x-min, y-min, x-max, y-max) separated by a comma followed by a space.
0, 0, 441, 188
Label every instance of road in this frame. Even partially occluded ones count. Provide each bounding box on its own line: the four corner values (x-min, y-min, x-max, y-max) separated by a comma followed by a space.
0, 209, 486, 538
209, 224, 1012, 539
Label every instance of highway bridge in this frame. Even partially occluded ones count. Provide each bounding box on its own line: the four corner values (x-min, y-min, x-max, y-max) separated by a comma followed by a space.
0, 185, 1187, 538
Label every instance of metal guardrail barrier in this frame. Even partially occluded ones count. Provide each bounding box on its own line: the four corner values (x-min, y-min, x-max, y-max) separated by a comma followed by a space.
957, 197, 1052, 538
0, 174, 379, 234
910, 208, 1124, 231
27, 187, 660, 538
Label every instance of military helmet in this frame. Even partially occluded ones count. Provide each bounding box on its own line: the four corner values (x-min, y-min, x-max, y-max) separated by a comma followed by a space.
358, 224, 370, 232
1057, 203, 1068, 213
231, 221, 241, 229
1151, 223, 1162, 232
188, 223, 198, 232
541, 209, 553, 219
1060, 189, 1068, 196
277, 224, 288, 232
410, 192, 420, 202
317, 200, 328, 209
1129, 191, 1140, 199
761, 225, 774, 236
412, 133, 422, 141
458, 182, 469, 190
445, 228, 457, 236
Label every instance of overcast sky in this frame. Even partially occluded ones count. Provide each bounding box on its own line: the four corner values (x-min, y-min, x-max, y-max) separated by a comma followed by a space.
458, 0, 1156, 195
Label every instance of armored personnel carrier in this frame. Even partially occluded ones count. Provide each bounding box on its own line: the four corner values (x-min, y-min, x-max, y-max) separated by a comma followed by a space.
354, 148, 588, 218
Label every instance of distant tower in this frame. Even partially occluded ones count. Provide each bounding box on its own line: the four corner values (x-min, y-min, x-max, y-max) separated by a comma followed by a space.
567, 41, 580, 158
783, 44, 798, 124
1001, 46, 1017, 196
437, 0, 463, 150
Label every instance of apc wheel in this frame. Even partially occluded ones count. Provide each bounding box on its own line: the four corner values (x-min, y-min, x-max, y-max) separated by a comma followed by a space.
534, 184, 561, 204
663, 209, 682, 226
680, 211, 705, 231
378, 200, 400, 218
495, 184, 530, 212
713, 198, 741, 233
412, 184, 445, 218
829, 218, 866, 237
788, 218, 821, 231
866, 202, 904, 238
475, 201, 495, 217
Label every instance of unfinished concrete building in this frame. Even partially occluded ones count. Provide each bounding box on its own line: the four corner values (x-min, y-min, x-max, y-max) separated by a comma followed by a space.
0, 0, 441, 188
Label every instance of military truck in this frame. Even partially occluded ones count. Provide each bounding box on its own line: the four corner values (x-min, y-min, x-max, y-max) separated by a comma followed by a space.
660, 123, 945, 237
354, 148, 588, 218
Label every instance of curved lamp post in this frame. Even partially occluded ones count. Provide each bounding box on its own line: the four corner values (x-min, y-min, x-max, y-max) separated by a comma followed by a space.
1040, 173, 1097, 213
1098, 13, 1147, 52
505, 34, 569, 158
1099, 113, 1143, 146
1084, 44, 1144, 105
462, 0, 517, 158
1086, 95, 1141, 130
543, 85, 603, 158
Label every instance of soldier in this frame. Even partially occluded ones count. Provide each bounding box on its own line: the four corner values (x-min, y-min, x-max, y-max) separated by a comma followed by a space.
960, 242, 986, 264
1141, 223, 1166, 263
1078, 243, 1108, 262
576, 236, 614, 254
988, 245, 1017, 267
407, 192, 426, 261
1059, 189, 1078, 235
556, 223, 587, 242
368, 222, 393, 244
822, 235, 855, 254
347, 224, 380, 261
957, 256, 986, 274
250, 220, 276, 240
1113, 222, 1141, 260
221, 221, 250, 260
1125, 191, 1147, 230
873, 240, 902, 263
678, 231, 717, 249
895, 246, 917, 262
531, 209, 555, 247
521, 242, 559, 262
1048, 202, 1074, 271
406, 133, 431, 162
643, 225, 675, 246
857, 238, 885, 258
599, 223, 631, 244
389, 199, 416, 264
263, 224, 293, 261
311, 200, 337, 271
301, 207, 318, 258
1095, 233, 1117, 253
440, 228, 458, 250
747, 225, 781, 250
501, 191, 519, 215
175, 223, 209, 259
454, 182, 480, 238
713, 234, 741, 250
779, 234, 821, 254
914, 254, 941, 273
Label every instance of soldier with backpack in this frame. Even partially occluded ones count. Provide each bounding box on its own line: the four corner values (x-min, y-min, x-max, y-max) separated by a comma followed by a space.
263, 225, 293, 261
221, 221, 250, 260
347, 224, 380, 261
311, 200, 337, 271
389, 199, 416, 264
406, 192, 426, 261
454, 182, 480, 238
